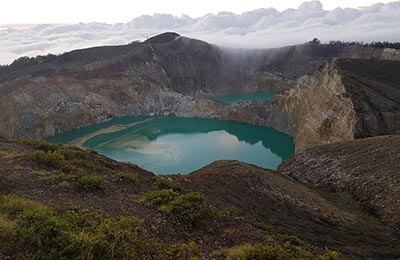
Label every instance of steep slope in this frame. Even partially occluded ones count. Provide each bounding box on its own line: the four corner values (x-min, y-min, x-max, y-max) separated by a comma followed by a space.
279, 135, 400, 225
1, 138, 400, 259
268, 58, 400, 150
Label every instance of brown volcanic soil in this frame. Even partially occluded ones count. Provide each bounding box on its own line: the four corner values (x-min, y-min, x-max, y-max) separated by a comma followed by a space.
1, 138, 400, 259
279, 135, 400, 225
337, 59, 400, 138
175, 160, 400, 259
0, 140, 271, 259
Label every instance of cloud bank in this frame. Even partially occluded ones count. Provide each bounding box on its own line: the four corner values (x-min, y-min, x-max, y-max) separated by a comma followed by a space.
1, 0, 400, 65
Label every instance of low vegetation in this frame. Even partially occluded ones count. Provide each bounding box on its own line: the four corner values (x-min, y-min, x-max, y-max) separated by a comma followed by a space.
115, 172, 140, 184
223, 234, 338, 260
1, 194, 336, 260
0, 139, 345, 259
143, 189, 217, 226
166, 241, 201, 260
153, 176, 181, 191
0, 194, 163, 260
225, 243, 338, 260
56, 172, 104, 190
19, 140, 107, 190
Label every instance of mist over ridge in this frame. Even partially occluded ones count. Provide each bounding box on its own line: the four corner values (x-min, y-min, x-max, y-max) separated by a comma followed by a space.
1, 0, 400, 65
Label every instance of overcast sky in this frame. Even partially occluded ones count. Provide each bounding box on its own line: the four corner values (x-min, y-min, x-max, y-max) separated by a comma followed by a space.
1, 0, 395, 24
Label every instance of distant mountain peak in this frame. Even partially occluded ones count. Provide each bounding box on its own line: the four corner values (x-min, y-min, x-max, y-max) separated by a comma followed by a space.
144, 32, 181, 44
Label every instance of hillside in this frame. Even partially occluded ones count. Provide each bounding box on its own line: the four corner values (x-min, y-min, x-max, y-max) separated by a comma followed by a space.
1, 33, 400, 140
1, 137, 400, 259
279, 135, 400, 225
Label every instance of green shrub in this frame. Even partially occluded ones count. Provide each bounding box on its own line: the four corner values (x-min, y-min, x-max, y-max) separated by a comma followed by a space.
0, 135, 6, 141
60, 147, 93, 160
20, 139, 61, 152
144, 190, 216, 226
154, 176, 180, 191
21, 139, 90, 155
226, 243, 339, 260
22, 148, 105, 191
0, 194, 42, 215
116, 172, 140, 184
144, 189, 179, 206
61, 163, 86, 175
27, 150, 66, 167
0, 194, 165, 260
219, 208, 244, 218
252, 220, 272, 232
68, 159, 98, 171
160, 192, 216, 225
270, 234, 312, 250
166, 241, 201, 260
0, 213, 16, 241
74, 174, 104, 191
56, 172, 104, 191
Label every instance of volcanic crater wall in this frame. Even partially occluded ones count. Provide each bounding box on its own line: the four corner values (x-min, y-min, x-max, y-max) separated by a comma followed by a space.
268, 58, 400, 150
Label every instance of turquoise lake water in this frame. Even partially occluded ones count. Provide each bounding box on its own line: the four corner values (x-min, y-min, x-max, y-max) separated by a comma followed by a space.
211, 92, 276, 104
46, 116, 294, 174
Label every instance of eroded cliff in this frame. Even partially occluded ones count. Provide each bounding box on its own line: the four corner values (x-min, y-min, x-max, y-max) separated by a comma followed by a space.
268, 58, 400, 150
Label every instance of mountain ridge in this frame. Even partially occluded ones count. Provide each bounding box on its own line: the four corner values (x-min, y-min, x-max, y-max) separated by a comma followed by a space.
1, 33, 400, 142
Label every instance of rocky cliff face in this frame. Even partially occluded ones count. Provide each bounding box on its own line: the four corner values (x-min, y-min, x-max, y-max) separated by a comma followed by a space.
0, 76, 219, 139
268, 58, 400, 150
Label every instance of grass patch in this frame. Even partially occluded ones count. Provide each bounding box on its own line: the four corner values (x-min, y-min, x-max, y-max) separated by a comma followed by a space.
143, 189, 216, 227
166, 241, 201, 260
20, 139, 62, 152
252, 220, 273, 232
22, 140, 94, 163
115, 172, 140, 184
72, 174, 104, 191
219, 208, 244, 219
19, 140, 106, 191
225, 243, 339, 260
0, 213, 16, 241
27, 150, 66, 167
55, 172, 104, 191
153, 176, 180, 191
0, 194, 164, 260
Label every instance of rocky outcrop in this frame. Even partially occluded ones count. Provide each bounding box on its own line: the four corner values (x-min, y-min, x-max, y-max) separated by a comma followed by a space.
279, 135, 400, 225
268, 58, 400, 150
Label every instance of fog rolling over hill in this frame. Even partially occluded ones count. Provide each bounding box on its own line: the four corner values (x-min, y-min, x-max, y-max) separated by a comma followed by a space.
1, 32, 399, 143
1, 0, 400, 64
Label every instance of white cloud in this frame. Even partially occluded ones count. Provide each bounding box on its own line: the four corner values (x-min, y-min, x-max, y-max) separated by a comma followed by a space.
1, 0, 399, 65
